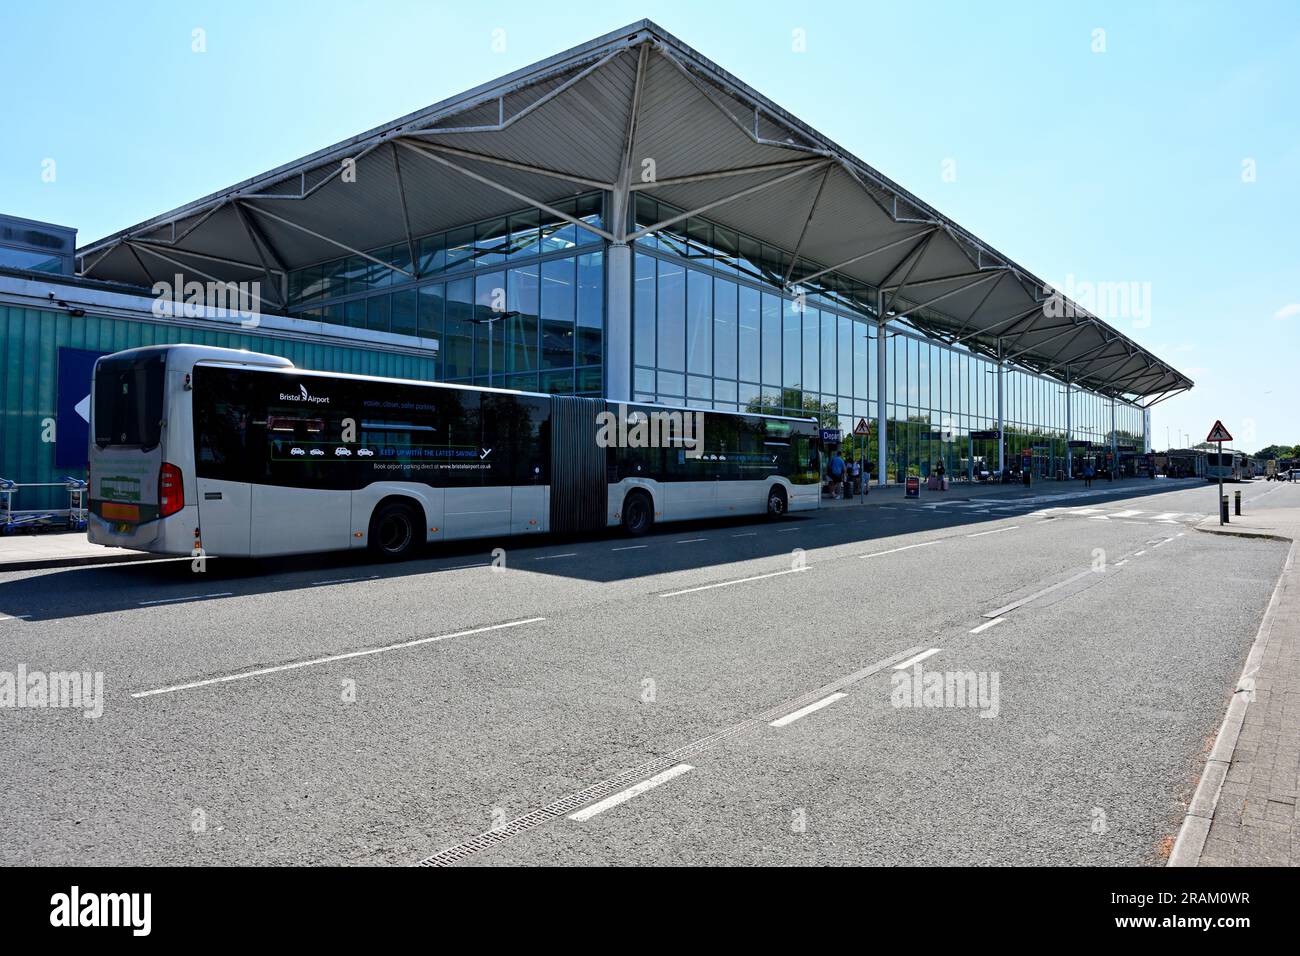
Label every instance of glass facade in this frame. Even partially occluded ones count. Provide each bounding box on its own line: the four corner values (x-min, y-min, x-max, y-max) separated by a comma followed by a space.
630, 196, 1145, 482
286, 193, 604, 394
282, 188, 1145, 480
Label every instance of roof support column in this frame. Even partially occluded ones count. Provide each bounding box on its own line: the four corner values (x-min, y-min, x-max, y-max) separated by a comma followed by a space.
1065, 375, 1073, 479
606, 43, 646, 404
606, 241, 632, 402
1111, 396, 1118, 464
876, 288, 887, 488
997, 339, 1006, 475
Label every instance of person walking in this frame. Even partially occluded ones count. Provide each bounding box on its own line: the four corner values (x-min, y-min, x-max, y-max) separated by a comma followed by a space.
852, 456, 862, 496
828, 448, 846, 499
1084, 462, 1094, 488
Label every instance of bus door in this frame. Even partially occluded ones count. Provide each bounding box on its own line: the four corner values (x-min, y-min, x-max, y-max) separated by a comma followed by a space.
248, 406, 352, 556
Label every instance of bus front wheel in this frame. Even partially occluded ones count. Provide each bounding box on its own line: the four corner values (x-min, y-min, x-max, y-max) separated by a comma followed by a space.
621, 491, 654, 536
369, 501, 420, 560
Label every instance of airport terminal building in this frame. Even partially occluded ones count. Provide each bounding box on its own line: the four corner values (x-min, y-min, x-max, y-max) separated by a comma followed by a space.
0, 20, 1190, 512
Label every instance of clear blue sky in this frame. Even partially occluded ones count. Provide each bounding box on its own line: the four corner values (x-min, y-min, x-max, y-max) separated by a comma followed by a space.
3, 0, 1297, 451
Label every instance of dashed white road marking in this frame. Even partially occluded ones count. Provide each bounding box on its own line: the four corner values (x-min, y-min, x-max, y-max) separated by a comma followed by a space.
610, 545, 647, 551
1153, 537, 1174, 548
893, 648, 943, 669
769, 692, 848, 728
1134, 550, 1147, 557
532, 552, 577, 561
659, 567, 808, 597
1111, 510, 1143, 518
1115, 560, 1128, 567
1151, 513, 1181, 522
969, 617, 1005, 634
567, 764, 694, 822
137, 592, 233, 606
860, 540, 942, 558
132, 617, 546, 698
967, 525, 1019, 538
730, 532, 757, 538
676, 538, 707, 544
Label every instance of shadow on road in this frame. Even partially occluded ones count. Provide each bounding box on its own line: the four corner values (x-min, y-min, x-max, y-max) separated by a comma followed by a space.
0, 478, 1216, 622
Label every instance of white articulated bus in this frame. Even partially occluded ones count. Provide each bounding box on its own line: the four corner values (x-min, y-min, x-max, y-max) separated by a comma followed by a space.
87, 345, 820, 560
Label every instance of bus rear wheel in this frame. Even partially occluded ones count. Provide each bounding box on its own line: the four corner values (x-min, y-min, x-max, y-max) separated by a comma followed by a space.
369, 501, 420, 560
766, 485, 788, 518
621, 491, 654, 536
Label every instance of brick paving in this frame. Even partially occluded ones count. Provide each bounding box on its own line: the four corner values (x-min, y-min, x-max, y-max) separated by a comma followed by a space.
1188, 493, 1300, 866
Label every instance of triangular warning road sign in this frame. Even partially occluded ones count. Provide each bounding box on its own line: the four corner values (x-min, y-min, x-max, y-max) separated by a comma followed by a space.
1205, 420, 1233, 443
853, 417, 871, 436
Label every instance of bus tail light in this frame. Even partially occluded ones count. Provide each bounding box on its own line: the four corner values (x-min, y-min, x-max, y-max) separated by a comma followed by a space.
159, 463, 184, 517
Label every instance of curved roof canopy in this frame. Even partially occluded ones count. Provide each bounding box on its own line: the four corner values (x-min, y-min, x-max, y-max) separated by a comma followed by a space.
78, 20, 1191, 406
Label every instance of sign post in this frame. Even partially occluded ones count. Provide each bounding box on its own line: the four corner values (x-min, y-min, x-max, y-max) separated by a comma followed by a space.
1206, 419, 1233, 526
854, 418, 871, 501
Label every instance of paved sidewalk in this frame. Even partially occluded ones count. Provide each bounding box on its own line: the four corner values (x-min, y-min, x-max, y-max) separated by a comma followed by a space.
822, 475, 1193, 510
0, 532, 150, 572
1170, 485, 1300, 866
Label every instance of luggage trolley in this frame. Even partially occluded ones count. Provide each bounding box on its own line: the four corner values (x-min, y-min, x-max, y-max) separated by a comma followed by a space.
0, 477, 89, 534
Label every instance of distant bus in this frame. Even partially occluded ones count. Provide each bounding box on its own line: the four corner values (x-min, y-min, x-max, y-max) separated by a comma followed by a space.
86, 345, 820, 560
1205, 450, 1245, 482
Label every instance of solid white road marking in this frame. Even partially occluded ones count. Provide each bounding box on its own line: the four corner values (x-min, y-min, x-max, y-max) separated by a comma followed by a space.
769, 692, 848, 728
969, 617, 1004, 634
132, 617, 546, 698
0, 614, 32, 622
893, 648, 942, 669
137, 592, 233, 606
967, 525, 1019, 538
312, 575, 380, 586
860, 540, 942, 558
567, 764, 694, 822
984, 568, 1095, 618
659, 567, 808, 597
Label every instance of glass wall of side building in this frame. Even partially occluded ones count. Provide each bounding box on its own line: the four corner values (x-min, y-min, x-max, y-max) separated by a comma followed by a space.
283, 189, 1145, 483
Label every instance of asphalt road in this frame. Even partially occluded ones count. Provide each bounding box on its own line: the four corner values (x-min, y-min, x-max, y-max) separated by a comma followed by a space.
0, 477, 1292, 866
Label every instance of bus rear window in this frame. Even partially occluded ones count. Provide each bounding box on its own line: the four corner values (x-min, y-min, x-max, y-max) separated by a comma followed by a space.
94, 354, 165, 449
